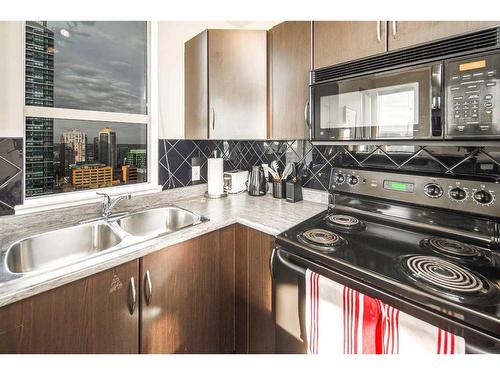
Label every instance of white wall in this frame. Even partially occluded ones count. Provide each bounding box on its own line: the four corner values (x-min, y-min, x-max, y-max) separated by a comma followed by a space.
0, 22, 24, 137
157, 21, 279, 139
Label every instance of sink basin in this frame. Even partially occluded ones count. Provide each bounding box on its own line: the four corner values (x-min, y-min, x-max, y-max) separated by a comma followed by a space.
6, 222, 122, 274
116, 206, 203, 238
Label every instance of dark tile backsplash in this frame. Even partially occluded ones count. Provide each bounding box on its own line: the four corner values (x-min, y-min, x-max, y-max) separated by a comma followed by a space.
0, 138, 23, 216
159, 139, 500, 191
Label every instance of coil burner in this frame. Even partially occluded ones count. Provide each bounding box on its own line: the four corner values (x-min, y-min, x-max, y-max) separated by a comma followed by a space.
398, 255, 497, 303
297, 228, 345, 251
326, 214, 366, 232
420, 238, 490, 266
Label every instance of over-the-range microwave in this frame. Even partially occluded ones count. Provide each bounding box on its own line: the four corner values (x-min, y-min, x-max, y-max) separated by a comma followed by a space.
309, 27, 500, 141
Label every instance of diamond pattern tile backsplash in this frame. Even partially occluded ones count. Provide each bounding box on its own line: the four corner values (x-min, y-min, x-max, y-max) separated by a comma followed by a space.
159, 139, 500, 191
0, 138, 23, 216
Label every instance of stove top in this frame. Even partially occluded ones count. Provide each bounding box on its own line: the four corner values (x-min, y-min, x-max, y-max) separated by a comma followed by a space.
276, 202, 500, 336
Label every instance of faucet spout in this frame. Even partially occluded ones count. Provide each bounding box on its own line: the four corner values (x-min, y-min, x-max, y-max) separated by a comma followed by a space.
97, 192, 132, 218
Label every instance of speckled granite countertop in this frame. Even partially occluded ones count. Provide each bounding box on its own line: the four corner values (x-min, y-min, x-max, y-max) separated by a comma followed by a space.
0, 185, 327, 308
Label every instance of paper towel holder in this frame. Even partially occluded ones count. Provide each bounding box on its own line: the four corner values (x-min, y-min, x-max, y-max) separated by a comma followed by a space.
204, 191, 228, 199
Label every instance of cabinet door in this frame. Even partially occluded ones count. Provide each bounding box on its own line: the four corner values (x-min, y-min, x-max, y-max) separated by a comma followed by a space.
388, 21, 500, 50
0, 260, 139, 353
313, 21, 386, 69
208, 30, 267, 140
140, 227, 235, 353
185, 30, 208, 139
235, 224, 276, 353
268, 21, 311, 140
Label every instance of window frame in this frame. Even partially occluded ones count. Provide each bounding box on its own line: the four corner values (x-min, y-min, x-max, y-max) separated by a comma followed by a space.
17, 21, 160, 215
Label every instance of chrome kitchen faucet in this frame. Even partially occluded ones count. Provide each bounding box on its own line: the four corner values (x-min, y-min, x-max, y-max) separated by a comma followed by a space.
97, 192, 132, 219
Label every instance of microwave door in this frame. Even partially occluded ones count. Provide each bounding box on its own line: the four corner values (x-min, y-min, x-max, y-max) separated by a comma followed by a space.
372, 68, 434, 140
312, 63, 442, 141
373, 83, 420, 139
314, 82, 375, 140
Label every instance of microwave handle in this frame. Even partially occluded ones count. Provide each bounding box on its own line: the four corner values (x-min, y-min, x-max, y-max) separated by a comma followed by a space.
430, 63, 443, 137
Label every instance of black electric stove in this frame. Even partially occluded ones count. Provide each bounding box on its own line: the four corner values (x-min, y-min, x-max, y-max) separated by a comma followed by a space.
275, 169, 500, 353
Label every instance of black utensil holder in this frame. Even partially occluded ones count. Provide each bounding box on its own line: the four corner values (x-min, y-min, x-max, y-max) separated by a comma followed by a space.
272, 179, 286, 199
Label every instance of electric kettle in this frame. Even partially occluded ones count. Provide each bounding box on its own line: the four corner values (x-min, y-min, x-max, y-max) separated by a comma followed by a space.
247, 166, 267, 196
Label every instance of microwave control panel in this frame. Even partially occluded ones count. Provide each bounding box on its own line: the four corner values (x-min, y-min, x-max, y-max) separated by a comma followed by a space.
445, 52, 500, 138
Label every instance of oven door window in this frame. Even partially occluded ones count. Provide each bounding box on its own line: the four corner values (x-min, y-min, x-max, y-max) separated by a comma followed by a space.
313, 66, 432, 140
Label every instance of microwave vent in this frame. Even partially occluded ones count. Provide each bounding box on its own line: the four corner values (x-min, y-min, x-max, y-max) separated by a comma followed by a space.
312, 27, 500, 84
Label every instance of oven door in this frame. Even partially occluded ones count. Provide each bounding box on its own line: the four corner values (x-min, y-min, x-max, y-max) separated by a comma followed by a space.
311, 63, 443, 141
273, 248, 500, 354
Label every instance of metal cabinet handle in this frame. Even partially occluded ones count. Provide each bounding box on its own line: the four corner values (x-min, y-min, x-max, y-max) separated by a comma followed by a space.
210, 107, 215, 131
392, 21, 397, 38
376, 21, 381, 43
304, 101, 310, 128
144, 270, 153, 306
128, 277, 137, 315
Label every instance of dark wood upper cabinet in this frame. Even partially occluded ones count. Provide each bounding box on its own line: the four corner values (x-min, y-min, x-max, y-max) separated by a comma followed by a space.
235, 224, 275, 354
0, 260, 139, 354
313, 21, 387, 69
140, 227, 235, 353
388, 21, 500, 51
185, 29, 267, 140
268, 21, 311, 140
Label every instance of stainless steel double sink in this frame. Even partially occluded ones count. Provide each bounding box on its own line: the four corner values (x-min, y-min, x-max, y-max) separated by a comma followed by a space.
4, 206, 207, 275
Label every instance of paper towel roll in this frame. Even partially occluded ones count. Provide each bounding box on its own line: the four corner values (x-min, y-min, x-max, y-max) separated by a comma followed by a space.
207, 158, 224, 195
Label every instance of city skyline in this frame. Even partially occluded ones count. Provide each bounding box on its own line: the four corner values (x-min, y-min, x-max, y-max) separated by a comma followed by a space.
54, 119, 147, 145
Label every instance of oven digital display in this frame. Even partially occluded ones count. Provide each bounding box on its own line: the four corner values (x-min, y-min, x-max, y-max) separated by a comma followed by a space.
383, 180, 415, 193
459, 60, 486, 71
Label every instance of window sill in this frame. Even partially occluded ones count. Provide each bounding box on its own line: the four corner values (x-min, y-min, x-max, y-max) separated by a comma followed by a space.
15, 183, 163, 215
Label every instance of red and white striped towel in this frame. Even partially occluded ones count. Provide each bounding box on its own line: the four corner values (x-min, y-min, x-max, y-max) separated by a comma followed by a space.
305, 269, 465, 354
305, 269, 381, 354
380, 302, 465, 354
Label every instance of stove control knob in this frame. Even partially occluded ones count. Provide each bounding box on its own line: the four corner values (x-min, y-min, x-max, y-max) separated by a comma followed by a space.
449, 187, 467, 201
334, 174, 345, 184
473, 190, 493, 205
347, 175, 359, 185
424, 183, 443, 198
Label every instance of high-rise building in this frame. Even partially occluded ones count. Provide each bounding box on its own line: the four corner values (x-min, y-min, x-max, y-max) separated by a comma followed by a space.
121, 165, 138, 183
126, 149, 147, 169
98, 127, 117, 171
59, 129, 87, 178
25, 21, 54, 107
25, 117, 55, 196
71, 164, 113, 189
25, 22, 55, 197
93, 137, 99, 163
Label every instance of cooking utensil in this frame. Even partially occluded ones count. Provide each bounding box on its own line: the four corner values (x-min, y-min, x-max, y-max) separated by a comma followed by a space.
262, 163, 278, 180
271, 160, 280, 179
282, 163, 294, 180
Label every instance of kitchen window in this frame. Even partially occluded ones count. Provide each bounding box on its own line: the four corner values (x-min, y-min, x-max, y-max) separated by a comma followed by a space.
23, 21, 158, 208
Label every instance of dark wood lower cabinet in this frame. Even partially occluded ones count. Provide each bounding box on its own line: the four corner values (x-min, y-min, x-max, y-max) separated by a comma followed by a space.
235, 224, 276, 353
0, 260, 139, 354
0, 225, 276, 354
140, 226, 235, 353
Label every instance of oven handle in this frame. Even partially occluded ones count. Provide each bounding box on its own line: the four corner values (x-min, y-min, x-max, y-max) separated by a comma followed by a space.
275, 248, 307, 276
